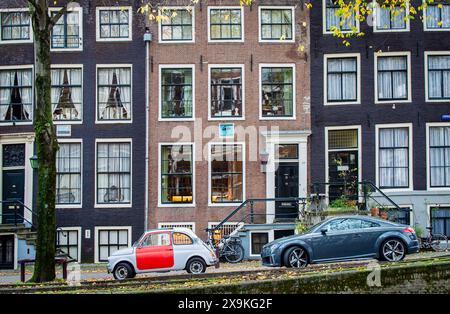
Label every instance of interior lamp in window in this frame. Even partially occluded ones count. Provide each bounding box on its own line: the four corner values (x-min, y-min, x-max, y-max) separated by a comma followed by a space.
6, 72, 29, 121
102, 72, 128, 119
54, 69, 78, 120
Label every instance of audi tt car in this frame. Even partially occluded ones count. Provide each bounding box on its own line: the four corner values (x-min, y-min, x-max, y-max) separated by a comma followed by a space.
107, 228, 218, 280
261, 215, 420, 268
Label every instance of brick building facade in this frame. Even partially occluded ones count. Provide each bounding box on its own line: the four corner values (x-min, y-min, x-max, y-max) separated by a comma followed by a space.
146, 0, 311, 247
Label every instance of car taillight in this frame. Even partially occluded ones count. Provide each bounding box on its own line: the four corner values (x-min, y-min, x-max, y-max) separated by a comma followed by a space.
403, 227, 415, 233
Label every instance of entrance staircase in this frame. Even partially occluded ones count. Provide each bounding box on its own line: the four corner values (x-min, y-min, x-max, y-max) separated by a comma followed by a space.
0, 200, 38, 246
207, 181, 406, 260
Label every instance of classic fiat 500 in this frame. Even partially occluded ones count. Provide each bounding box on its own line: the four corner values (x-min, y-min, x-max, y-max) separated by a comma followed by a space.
107, 228, 218, 280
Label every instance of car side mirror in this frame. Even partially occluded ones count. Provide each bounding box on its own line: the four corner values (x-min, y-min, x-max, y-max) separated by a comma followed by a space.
321, 228, 328, 235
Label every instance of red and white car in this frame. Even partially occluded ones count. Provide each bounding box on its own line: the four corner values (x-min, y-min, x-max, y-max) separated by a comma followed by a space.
107, 228, 218, 280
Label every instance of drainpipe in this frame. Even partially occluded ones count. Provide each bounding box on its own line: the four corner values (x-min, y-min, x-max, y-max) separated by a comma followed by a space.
144, 28, 152, 232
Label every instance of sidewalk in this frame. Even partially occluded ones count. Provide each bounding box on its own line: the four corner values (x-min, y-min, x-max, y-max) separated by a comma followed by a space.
0, 252, 447, 284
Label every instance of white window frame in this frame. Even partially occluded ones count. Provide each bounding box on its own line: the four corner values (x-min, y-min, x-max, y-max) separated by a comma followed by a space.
374, 51, 412, 104
324, 125, 362, 200
207, 6, 244, 43
423, 1, 450, 32
158, 6, 195, 44
55, 138, 83, 209
249, 230, 274, 257
379, 205, 414, 226
51, 64, 83, 125
427, 204, 450, 231
208, 222, 244, 238
322, 0, 360, 35
158, 142, 196, 208
159, 64, 195, 121
426, 122, 450, 191
372, 0, 410, 33
95, 64, 133, 124
0, 64, 34, 126
375, 123, 413, 192
323, 53, 361, 106
56, 226, 82, 262
208, 64, 245, 121
94, 226, 132, 263
95, 6, 133, 42
208, 141, 246, 207
258, 6, 295, 43
424, 51, 450, 103
259, 63, 296, 120
0, 8, 33, 44
49, 6, 83, 52
94, 138, 133, 208
158, 222, 196, 232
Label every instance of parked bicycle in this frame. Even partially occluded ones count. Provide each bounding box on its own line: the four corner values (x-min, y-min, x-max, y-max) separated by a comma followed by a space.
206, 229, 245, 263
419, 226, 449, 252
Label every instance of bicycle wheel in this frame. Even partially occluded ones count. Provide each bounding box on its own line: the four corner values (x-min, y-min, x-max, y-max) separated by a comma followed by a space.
431, 234, 449, 252
223, 242, 244, 263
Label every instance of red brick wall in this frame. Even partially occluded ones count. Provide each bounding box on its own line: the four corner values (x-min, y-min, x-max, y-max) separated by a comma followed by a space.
147, 0, 310, 238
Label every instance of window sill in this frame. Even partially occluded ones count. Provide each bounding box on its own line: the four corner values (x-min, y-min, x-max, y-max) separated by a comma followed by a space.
158, 203, 196, 208
94, 203, 132, 209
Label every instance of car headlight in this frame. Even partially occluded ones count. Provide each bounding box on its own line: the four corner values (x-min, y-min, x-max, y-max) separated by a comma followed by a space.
270, 244, 280, 253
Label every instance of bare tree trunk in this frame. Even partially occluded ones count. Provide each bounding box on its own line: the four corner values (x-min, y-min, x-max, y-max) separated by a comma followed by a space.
29, 1, 59, 283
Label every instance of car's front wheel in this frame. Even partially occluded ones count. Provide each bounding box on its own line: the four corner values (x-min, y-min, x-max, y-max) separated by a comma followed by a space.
283, 246, 308, 268
380, 239, 406, 262
113, 262, 135, 281
186, 257, 207, 274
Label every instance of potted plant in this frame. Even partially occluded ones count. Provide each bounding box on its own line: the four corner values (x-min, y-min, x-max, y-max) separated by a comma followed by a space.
295, 220, 308, 234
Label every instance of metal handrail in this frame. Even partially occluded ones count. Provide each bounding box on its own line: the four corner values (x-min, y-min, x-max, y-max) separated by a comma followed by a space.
205, 197, 308, 246
0, 200, 37, 229
310, 181, 401, 210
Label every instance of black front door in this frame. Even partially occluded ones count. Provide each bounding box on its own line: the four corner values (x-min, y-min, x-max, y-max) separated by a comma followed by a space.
0, 235, 14, 269
328, 151, 358, 202
275, 163, 299, 221
2, 169, 25, 224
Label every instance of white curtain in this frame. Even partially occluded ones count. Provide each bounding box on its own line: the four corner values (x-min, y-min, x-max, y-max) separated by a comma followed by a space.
327, 58, 356, 101
378, 57, 407, 100
377, 6, 405, 30
0, 71, 11, 120
51, 68, 82, 120
428, 56, 450, 99
427, 5, 450, 28
0, 69, 32, 121
98, 68, 131, 120
430, 127, 450, 187
56, 143, 81, 204
97, 143, 131, 203
379, 128, 409, 187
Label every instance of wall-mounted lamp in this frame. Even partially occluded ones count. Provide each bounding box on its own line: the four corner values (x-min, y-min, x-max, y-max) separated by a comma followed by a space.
29, 155, 38, 169
260, 151, 270, 172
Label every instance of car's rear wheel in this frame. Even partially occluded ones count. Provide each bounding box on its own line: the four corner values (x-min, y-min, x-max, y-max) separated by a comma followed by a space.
283, 246, 308, 268
381, 239, 406, 262
113, 262, 135, 281
186, 257, 206, 274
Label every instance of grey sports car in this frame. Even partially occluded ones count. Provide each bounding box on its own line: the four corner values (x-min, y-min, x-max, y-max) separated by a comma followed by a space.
261, 215, 420, 268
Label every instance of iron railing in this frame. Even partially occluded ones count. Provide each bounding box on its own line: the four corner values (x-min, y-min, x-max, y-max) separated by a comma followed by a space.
205, 197, 308, 247
0, 200, 37, 229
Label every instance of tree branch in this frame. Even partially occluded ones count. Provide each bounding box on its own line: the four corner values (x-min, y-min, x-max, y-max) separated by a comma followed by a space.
49, 5, 68, 29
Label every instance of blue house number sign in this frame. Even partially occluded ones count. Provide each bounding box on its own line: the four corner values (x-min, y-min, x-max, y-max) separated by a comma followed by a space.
219, 123, 235, 138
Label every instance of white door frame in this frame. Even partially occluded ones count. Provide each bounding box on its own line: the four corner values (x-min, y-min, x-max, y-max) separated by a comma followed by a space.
0, 133, 35, 225
262, 131, 310, 224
